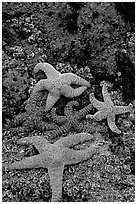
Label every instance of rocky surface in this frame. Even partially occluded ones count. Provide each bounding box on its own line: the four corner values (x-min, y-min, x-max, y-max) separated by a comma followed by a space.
2, 2, 135, 202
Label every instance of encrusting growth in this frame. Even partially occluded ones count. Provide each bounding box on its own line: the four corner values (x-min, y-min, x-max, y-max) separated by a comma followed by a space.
33, 63, 91, 112
4, 132, 109, 202
86, 81, 133, 134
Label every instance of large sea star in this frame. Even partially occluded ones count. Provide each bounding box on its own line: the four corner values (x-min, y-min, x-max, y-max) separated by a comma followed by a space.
12, 91, 58, 134
4, 132, 109, 202
48, 101, 104, 139
33, 63, 91, 112
86, 82, 133, 134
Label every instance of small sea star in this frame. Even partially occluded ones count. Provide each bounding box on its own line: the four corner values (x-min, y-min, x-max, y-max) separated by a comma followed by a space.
12, 91, 58, 134
33, 63, 91, 112
4, 132, 109, 202
86, 82, 133, 134
48, 100, 102, 138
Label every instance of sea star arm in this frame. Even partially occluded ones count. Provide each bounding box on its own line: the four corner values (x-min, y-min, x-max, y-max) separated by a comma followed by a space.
34, 62, 60, 79
5, 153, 49, 171
48, 165, 64, 202
89, 93, 105, 110
86, 114, 94, 120
56, 133, 94, 148
86, 110, 107, 121
66, 140, 108, 165
61, 73, 91, 87
61, 85, 87, 98
36, 120, 59, 132
114, 103, 133, 115
78, 104, 93, 119
26, 90, 47, 113
18, 136, 50, 153
45, 93, 60, 112
32, 79, 53, 93
47, 124, 71, 139
101, 82, 114, 106
50, 108, 67, 124
12, 112, 28, 127
26, 92, 42, 111
107, 113, 121, 134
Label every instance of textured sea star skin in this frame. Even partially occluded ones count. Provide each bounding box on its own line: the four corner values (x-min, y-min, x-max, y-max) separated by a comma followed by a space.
4, 132, 109, 202
12, 91, 58, 134
86, 82, 133, 134
33, 63, 91, 112
49, 101, 100, 138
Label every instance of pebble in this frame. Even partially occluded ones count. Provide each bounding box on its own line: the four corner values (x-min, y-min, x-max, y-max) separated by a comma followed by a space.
25, 17, 31, 22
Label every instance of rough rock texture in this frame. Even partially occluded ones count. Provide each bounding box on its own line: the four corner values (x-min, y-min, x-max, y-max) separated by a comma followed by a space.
2, 2, 134, 202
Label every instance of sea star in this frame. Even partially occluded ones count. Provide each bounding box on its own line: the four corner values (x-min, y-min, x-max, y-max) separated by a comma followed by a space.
12, 91, 58, 134
33, 62, 91, 112
4, 132, 109, 202
86, 82, 133, 134
48, 101, 106, 139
